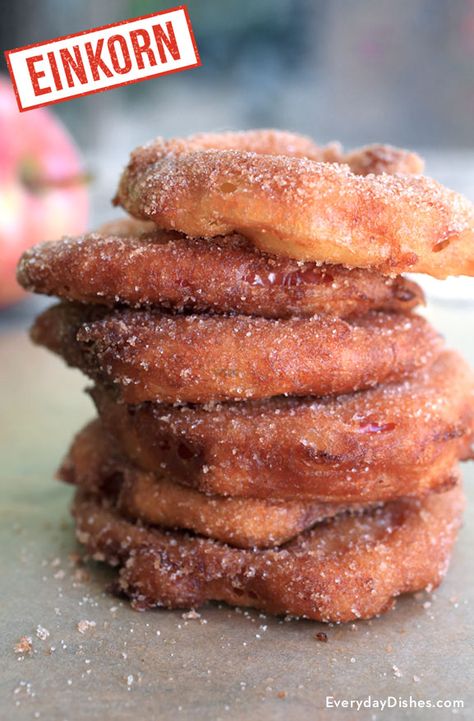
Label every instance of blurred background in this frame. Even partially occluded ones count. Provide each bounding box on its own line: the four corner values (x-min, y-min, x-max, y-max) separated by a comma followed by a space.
1, 0, 474, 324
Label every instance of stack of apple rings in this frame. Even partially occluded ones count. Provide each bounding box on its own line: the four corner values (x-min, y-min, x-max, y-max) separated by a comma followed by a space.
18, 129, 474, 623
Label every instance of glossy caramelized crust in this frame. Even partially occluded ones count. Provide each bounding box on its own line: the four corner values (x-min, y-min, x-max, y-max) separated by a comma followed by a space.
17, 220, 424, 319
92, 351, 474, 502
72, 483, 465, 622
59, 420, 370, 549
113, 130, 474, 278
31, 303, 441, 404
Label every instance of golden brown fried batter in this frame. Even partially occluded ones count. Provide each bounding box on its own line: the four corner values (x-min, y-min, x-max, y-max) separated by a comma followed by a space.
31, 303, 441, 403
342, 143, 424, 175
17, 220, 423, 318
72, 482, 464, 622
92, 351, 474, 502
112, 129, 423, 172
60, 420, 369, 549
113, 129, 474, 277
156, 129, 339, 161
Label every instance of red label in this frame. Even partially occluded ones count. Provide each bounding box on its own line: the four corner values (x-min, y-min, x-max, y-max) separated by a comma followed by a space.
4, 6, 201, 112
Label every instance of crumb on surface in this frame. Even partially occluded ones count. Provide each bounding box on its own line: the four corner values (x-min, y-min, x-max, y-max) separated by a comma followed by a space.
36, 625, 50, 641
77, 619, 96, 634
14, 636, 33, 654
182, 609, 201, 620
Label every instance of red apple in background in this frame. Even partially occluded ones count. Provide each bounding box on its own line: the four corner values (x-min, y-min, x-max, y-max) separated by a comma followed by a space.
0, 76, 89, 307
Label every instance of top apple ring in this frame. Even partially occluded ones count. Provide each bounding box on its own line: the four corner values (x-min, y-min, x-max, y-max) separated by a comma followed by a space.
113, 129, 474, 278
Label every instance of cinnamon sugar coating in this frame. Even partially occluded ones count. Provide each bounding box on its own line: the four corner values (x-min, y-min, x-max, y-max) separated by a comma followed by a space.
17, 219, 423, 318
72, 483, 465, 622
60, 420, 371, 549
111, 129, 424, 171
113, 129, 474, 277
31, 303, 441, 404
92, 351, 474, 502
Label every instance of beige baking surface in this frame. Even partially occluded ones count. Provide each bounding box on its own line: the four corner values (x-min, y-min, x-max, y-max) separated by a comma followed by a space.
1, 302, 473, 721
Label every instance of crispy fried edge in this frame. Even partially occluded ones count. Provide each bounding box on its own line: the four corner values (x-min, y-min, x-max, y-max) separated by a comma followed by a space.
113, 131, 474, 277
72, 482, 464, 622
59, 420, 366, 549
31, 303, 441, 403
17, 223, 424, 318
91, 350, 474, 502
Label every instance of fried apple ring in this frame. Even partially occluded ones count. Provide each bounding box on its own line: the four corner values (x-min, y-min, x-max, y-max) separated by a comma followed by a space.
92, 351, 474, 502
60, 420, 370, 549
31, 303, 441, 403
113, 129, 474, 277
114, 129, 424, 176
72, 482, 464, 621
17, 219, 423, 318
